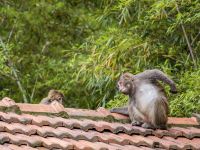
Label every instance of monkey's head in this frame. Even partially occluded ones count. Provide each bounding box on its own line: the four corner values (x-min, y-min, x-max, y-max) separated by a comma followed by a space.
117, 73, 135, 95
48, 89, 64, 104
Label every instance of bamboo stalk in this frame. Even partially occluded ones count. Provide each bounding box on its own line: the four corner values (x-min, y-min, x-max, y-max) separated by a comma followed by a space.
175, 2, 197, 68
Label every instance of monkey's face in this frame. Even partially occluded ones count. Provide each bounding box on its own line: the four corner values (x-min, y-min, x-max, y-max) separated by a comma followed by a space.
50, 94, 64, 104
117, 73, 134, 95
48, 90, 64, 104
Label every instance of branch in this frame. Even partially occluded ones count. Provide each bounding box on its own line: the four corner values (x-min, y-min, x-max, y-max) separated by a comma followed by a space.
30, 76, 38, 102
41, 41, 50, 54
191, 31, 200, 46
7, 21, 15, 44
175, 3, 197, 68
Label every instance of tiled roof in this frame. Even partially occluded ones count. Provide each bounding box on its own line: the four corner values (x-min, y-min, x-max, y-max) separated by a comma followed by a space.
0, 97, 199, 150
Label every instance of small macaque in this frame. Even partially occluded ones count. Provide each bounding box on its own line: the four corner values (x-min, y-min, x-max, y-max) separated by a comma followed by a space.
40, 89, 64, 105
110, 69, 177, 129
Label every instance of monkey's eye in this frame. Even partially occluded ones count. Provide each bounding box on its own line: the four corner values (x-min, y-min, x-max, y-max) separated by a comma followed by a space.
118, 81, 123, 85
125, 82, 131, 88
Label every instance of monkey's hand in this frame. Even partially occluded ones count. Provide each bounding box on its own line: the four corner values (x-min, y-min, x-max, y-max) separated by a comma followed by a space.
170, 89, 178, 94
170, 85, 178, 94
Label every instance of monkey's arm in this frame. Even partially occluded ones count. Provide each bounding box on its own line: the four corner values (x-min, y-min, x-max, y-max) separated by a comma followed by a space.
135, 69, 177, 93
110, 107, 129, 115
40, 97, 51, 105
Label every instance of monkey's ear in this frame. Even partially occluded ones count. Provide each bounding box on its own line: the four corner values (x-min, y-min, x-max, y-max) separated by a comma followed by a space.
48, 89, 56, 95
116, 84, 119, 89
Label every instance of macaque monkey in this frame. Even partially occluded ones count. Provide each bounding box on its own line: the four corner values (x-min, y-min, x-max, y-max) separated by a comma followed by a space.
110, 69, 177, 129
40, 89, 64, 105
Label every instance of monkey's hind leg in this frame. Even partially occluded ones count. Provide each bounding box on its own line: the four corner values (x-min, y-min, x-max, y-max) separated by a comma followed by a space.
130, 106, 144, 127
152, 97, 168, 130
140, 106, 155, 129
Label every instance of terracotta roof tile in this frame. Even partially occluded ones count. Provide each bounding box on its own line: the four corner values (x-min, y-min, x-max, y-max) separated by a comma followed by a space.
0, 97, 199, 150
171, 127, 200, 139
1, 144, 38, 150
139, 146, 158, 150
119, 133, 154, 147
0, 145, 10, 150
64, 138, 121, 150
163, 136, 200, 150
17, 102, 65, 114
111, 143, 145, 150
148, 135, 184, 149
168, 117, 199, 126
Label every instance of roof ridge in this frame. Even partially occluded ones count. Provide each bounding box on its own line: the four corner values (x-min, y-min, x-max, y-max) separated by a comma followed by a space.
0, 97, 199, 126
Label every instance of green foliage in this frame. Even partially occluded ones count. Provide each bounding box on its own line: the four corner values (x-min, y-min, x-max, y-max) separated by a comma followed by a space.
0, 0, 199, 116
170, 70, 200, 117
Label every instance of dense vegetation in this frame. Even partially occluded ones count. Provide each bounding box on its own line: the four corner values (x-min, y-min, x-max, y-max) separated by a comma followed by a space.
0, 0, 199, 117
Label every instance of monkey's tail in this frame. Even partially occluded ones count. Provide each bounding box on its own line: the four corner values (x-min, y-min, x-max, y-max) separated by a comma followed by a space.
153, 96, 168, 129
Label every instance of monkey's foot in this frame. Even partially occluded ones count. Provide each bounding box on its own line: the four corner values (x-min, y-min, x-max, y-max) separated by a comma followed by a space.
141, 123, 155, 129
109, 108, 116, 113
131, 121, 142, 126
157, 125, 167, 130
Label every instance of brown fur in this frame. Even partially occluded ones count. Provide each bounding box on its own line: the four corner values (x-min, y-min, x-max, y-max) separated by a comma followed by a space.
110, 69, 177, 129
40, 89, 64, 105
